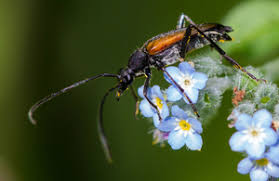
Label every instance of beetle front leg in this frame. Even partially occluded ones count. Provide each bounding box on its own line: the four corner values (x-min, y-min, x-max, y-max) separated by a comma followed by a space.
143, 68, 162, 120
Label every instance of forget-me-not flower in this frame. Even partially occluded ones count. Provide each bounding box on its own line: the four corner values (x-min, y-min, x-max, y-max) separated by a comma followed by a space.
158, 105, 203, 150
266, 142, 279, 165
164, 62, 208, 104
138, 85, 169, 127
229, 109, 278, 158
237, 156, 279, 181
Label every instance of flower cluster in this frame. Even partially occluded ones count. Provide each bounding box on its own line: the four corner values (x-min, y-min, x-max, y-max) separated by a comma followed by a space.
229, 109, 279, 181
226, 65, 279, 181
138, 62, 208, 151
136, 57, 279, 181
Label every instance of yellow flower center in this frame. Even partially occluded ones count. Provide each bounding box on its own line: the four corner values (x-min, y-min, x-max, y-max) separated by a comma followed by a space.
256, 158, 269, 166
251, 129, 259, 137
179, 120, 191, 131
155, 97, 163, 110
184, 79, 191, 86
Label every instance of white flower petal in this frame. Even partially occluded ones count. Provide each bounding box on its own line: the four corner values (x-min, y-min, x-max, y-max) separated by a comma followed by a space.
245, 142, 265, 159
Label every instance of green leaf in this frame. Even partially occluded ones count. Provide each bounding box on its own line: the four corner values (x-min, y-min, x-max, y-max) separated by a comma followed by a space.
260, 57, 279, 82
223, 1, 279, 64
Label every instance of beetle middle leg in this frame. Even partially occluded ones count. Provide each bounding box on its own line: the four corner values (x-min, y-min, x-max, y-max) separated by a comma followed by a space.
179, 13, 264, 82
180, 24, 194, 59
143, 68, 162, 120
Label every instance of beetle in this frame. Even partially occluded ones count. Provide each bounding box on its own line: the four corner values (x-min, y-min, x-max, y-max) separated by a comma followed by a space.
28, 13, 261, 162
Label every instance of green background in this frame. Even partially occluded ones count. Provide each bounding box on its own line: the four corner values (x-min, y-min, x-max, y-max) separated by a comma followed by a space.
0, 0, 278, 181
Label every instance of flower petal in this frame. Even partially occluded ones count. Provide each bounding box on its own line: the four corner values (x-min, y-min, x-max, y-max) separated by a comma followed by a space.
168, 130, 185, 150
235, 113, 253, 131
185, 133, 203, 150
151, 85, 164, 100
184, 87, 199, 104
171, 105, 188, 120
164, 66, 183, 84
250, 168, 269, 181
237, 157, 253, 174
178, 62, 195, 75
153, 115, 160, 128
266, 143, 279, 165
229, 132, 247, 152
262, 128, 278, 146
161, 102, 169, 119
188, 118, 203, 134
139, 99, 154, 117
166, 85, 182, 102
253, 109, 272, 128
158, 117, 177, 132
266, 162, 279, 178
192, 72, 208, 90
246, 142, 265, 159
137, 85, 152, 99
137, 85, 144, 98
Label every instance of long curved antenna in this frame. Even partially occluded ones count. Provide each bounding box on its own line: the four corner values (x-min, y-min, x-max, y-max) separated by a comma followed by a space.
98, 84, 120, 163
28, 73, 119, 125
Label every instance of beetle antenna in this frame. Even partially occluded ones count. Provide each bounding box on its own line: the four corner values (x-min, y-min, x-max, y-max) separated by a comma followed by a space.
28, 73, 119, 125
98, 84, 120, 163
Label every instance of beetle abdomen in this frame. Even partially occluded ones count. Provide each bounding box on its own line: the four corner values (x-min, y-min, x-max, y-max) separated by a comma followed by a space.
146, 30, 185, 55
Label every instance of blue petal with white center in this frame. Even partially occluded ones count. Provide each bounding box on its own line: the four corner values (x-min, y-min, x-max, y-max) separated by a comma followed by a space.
157, 105, 203, 151
164, 62, 208, 105
237, 156, 279, 181
229, 109, 278, 158
138, 85, 169, 127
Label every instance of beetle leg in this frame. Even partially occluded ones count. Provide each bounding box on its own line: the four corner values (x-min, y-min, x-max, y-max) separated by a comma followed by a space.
180, 24, 194, 59
176, 13, 186, 29
161, 66, 200, 118
180, 14, 265, 82
143, 68, 162, 120
129, 85, 140, 119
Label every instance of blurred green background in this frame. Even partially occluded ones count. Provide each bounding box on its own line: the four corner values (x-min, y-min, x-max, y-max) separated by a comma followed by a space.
0, 0, 279, 180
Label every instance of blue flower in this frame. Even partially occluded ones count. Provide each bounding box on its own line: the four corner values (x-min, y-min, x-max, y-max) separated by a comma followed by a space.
138, 85, 169, 127
158, 105, 203, 150
237, 156, 279, 181
266, 142, 279, 165
229, 109, 278, 158
164, 62, 208, 104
